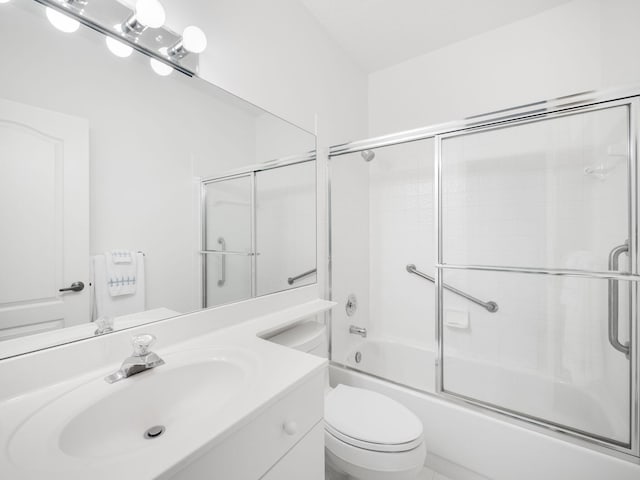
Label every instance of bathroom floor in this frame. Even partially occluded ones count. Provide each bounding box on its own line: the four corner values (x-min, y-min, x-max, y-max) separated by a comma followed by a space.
419, 467, 454, 480
325, 467, 453, 480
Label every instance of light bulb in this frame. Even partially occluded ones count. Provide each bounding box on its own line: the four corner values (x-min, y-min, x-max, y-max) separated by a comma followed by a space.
46, 7, 80, 33
182, 26, 207, 54
150, 58, 172, 76
106, 36, 133, 58
135, 0, 165, 28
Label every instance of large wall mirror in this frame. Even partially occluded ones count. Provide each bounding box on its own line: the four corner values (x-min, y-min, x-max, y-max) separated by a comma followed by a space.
0, 0, 317, 359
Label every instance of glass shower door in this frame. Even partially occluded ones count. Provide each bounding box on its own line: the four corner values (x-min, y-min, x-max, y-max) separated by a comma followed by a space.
329, 139, 436, 392
438, 101, 636, 448
255, 161, 316, 296
201, 174, 253, 307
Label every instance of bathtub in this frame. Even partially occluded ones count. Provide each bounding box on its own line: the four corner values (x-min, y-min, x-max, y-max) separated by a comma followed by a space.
344, 338, 435, 392
330, 339, 640, 480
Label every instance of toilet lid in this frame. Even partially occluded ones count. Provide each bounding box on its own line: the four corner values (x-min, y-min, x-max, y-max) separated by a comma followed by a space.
325, 385, 423, 452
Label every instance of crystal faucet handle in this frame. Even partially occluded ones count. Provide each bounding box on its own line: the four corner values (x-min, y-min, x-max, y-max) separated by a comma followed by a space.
132, 333, 156, 356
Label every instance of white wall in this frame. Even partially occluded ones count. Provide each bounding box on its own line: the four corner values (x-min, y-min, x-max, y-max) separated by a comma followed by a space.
161, 0, 368, 146
369, 0, 640, 136
328, 152, 371, 363
367, 140, 435, 347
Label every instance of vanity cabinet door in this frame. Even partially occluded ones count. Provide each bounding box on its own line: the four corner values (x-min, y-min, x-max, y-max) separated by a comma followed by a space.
163, 371, 324, 480
260, 422, 324, 480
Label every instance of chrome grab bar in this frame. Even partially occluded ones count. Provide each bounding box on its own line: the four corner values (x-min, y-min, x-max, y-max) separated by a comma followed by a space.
406, 264, 499, 313
608, 241, 630, 357
217, 237, 226, 286
287, 268, 317, 285
199, 250, 254, 256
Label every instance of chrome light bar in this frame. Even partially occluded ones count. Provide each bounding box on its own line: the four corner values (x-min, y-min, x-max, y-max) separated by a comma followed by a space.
33, 0, 200, 76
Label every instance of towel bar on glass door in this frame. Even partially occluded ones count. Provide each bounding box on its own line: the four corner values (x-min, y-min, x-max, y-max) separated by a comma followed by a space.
217, 237, 226, 286
287, 268, 317, 285
406, 264, 499, 313
608, 241, 630, 357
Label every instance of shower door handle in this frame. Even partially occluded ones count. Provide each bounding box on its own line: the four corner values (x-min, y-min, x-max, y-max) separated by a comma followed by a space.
608, 241, 630, 357
217, 237, 226, 287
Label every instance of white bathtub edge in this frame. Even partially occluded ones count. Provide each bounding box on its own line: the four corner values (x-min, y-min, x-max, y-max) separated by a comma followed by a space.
329, 364, 640, 480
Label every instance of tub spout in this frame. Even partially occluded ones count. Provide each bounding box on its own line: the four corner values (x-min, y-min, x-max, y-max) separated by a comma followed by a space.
349, 325, 367, 338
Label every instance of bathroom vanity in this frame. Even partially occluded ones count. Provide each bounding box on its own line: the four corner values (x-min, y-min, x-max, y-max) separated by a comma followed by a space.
168, 367, 324, 480
0, 2, 328, 478
0, 292, 332, 479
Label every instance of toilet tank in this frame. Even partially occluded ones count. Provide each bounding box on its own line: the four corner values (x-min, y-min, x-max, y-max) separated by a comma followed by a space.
266, 320, 328, 358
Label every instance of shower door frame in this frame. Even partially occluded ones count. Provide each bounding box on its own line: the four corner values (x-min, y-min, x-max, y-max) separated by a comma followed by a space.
434, 97, 640, 457
200, 153, 317, 308
327, 86, 640, 460
201, 172, 256, 308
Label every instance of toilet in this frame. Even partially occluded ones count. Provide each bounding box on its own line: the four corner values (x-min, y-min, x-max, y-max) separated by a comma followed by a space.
268, 321, 426, 480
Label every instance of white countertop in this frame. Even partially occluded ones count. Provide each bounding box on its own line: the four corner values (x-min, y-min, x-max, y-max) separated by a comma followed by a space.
1, 307, 182, 360
0, 298, 334, 479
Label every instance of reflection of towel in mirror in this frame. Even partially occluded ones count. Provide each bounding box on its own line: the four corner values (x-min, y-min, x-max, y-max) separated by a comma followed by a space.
110, 249, 133, 264
91, 253, 145, 321
105, 250, 137, 296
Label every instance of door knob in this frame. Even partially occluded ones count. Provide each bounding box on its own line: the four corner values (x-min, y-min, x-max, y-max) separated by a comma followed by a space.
59, 281, 85, 293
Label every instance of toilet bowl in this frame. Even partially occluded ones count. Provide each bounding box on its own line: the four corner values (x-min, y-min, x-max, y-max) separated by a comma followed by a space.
267, 321, 426, 480
324, 384, 426, 479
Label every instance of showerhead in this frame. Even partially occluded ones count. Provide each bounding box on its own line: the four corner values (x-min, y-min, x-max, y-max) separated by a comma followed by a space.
361, 149, 375, 162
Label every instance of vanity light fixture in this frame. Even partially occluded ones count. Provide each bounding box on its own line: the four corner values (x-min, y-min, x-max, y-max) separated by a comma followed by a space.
167, 26, 207, 59
105, 35, 133, 58
45, 7, 80, 33
150, 57, 173, 76
36, 0, 201, 76
121, 0, 165, 36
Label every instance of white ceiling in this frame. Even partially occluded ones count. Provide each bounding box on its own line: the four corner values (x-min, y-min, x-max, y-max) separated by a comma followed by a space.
298, 0, 572, 72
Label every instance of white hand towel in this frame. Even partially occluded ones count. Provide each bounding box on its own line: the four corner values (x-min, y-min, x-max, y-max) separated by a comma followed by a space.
105, 250, 138, 296
92, 253, 145, 320
111, 250, 133, 264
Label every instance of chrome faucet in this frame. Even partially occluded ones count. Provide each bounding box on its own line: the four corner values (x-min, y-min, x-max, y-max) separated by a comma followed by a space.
105, 333, 165, 383
349, 325, 367, 338
94, 316, 114, 336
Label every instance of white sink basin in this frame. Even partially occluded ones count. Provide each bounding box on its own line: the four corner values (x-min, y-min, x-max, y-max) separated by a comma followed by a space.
8, 347, 257, 471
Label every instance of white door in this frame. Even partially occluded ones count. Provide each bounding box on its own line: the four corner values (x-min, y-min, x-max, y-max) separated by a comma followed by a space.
0, 98, 89, 340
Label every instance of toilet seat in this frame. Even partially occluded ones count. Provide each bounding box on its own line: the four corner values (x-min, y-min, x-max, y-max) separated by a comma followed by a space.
325, 423, 423, 452
325, 385, 424, 453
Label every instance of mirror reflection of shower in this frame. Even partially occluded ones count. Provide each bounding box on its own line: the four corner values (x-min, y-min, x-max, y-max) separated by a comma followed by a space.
201, 159, 317, 308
